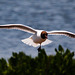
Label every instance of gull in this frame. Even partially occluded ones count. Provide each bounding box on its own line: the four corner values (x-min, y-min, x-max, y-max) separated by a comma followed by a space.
0, 24, 75, 51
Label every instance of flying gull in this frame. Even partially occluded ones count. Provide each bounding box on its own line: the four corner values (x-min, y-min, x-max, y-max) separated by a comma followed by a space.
0, 24, 75, 51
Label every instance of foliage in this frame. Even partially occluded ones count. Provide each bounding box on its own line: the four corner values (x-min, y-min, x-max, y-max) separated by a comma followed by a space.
0, 45, 75, 75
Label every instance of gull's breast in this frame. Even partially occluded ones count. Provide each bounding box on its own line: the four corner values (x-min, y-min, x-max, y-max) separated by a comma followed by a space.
32, 34, 46, 44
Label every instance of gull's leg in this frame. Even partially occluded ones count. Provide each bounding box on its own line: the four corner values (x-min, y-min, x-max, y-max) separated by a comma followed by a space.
37, 44, 41, 52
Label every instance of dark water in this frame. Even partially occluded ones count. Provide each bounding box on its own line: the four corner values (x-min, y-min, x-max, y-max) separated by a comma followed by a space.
0, 0, 75, 59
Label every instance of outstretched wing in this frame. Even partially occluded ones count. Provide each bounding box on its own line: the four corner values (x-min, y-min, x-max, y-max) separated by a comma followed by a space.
47, 30, 75, 38
0, 24, 37, 34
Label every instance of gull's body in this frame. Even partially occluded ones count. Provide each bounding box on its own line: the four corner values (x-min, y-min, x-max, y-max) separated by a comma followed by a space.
0, 24, 75, 50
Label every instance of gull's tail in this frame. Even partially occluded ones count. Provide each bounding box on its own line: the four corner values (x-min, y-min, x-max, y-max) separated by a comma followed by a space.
21, 37, 52, 47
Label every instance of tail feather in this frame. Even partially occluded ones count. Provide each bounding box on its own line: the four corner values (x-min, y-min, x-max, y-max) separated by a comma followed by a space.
21, 38, 52, 47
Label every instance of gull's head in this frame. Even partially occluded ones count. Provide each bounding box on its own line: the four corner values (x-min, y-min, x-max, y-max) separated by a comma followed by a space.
41, 31, 48, 39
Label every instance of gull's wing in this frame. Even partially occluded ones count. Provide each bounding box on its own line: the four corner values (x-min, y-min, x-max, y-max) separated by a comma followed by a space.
0, 24, 37, 34
47, 30, 75, 38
